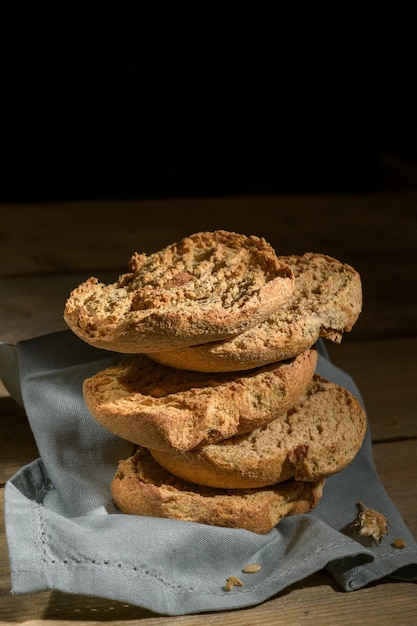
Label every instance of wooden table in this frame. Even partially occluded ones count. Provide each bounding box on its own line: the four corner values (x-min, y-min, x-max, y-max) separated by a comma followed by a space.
1, 192, 416, 625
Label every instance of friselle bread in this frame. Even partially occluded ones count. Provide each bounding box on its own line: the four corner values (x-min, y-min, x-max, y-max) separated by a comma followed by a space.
83, 348, 317, 452
64, 230, 294, 353
149, 375, 367, 489
111, 447, 325, 534
148, 253, 362, 372
66, 231, 364, 534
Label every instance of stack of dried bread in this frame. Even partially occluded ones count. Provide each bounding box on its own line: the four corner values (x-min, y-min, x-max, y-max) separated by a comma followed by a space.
64, 230, 366, 534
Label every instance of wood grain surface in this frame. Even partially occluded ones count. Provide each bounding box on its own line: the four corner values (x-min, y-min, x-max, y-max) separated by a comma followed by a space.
1, 192, 416, 624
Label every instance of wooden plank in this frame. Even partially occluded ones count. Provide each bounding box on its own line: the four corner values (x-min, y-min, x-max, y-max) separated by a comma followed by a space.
1, 193, 417, 341
7, 580, 417, 625
0, 272, 116, 345
1, 193, 417, 277
0, 398, 39, 484
327, 338, 417, 441
1, 192, 416, 625
373, 439, 417, 539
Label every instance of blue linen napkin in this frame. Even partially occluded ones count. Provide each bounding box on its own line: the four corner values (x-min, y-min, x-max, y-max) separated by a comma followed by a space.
2, 331, 416, 615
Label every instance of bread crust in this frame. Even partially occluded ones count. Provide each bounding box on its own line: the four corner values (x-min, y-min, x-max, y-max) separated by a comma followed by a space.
83, 349, 317, 452
149, 375, 367, 488
111, 447, 325, 534
149, 253, 362, 371
64, 231, 294, 353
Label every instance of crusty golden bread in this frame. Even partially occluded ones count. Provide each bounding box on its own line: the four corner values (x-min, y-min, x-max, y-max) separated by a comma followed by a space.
111, 447, 325, 534
149, 253, 362, 372
83, 348, 317, 452
149, 375, 367, 488
64, 230, 294, 353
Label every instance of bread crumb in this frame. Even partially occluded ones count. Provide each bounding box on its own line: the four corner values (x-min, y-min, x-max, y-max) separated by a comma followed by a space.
224, 575, 245, 591
392, 538, 406, 549
223, 580, 235, 592
242, 563, 261, 573
354, 501, 389, 542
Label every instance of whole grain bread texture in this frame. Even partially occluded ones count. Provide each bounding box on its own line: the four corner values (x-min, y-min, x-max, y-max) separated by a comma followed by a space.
64, 230, 294, 353
149, 375, 367, 488
149, 253, 362, 372
83, 349, 317, 452
111, 447, 325, 534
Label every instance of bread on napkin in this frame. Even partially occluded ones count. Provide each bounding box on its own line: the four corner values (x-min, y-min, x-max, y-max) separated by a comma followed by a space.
148, 253, 362, 372
63, 230, 365, 535
64, 230, 294, 353
111, 447, 325, 534
149, 375, 367, 488
83, 349, 317, 452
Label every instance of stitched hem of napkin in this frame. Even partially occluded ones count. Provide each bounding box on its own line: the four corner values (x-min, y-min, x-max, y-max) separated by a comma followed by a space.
332, 548, 417, 590
6, 469, 381, 616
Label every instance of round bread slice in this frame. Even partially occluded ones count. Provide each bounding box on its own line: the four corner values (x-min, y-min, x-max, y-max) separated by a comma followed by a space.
149, 375, 366, 488
64, 230, 294, 353
148, 253, 362, 371
111, 447, 325, 534
83, 349, 317, 452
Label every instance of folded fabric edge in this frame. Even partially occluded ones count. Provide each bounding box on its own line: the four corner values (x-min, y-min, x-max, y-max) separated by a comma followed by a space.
330, 546, 417, 591
4, 331, 417, 615
3, 463, 388, 616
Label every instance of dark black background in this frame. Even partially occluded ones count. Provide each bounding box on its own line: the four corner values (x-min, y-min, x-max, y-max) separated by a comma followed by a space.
2, 20, 416, 203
